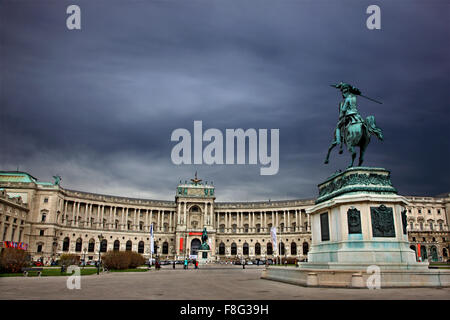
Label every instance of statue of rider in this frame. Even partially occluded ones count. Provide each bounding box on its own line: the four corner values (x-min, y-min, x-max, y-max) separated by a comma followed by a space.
332, 82, 364, 153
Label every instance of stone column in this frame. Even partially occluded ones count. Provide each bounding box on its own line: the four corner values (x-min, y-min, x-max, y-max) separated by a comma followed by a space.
157, 210, 161, 231
287, 210, 291, 232
144, 209, 148, 230
100, 205, 104, 228
63, 201, 67, 225
300, 210, 304, 232
177, 202, 181, 224
183, 202, 187, 225
252, 212, 255, 231
149, 209, 153, 229
295, 209, 298, 231
216, 212, 220, 229
275, 211, 278, 230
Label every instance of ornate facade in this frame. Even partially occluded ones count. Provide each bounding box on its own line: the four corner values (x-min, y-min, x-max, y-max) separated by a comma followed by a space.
0, 171, 448, 264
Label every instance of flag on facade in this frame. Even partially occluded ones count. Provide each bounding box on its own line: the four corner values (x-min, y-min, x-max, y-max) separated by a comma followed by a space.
270, 227, 277, 253
150, 223, 154, 254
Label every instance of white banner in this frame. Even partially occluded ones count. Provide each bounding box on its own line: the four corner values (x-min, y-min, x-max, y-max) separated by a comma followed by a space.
150, 223, 154, 254
270, 227, 277, 253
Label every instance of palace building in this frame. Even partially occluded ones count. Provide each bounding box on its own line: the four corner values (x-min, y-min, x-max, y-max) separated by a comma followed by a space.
0, 171, 449, 263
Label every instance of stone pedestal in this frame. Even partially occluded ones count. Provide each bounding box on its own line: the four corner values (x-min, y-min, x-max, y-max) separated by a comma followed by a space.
262, 167, 450, 287
197, 250, 212, 265
304, 167, 423, 270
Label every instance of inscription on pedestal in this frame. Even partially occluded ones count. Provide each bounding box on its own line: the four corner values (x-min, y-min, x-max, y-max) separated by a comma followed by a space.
320, 212, 330, 241
370, 205, 395, 237
347, 208, 362, 234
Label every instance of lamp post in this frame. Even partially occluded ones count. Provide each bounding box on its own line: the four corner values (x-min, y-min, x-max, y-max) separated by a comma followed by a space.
97, 234, 104, 275
83, 248, 87, 269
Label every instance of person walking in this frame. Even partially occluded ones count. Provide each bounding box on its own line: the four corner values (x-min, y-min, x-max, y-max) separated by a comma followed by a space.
173, 260, 176, 269
184, 258, 188, 270
196, 260, 199, 269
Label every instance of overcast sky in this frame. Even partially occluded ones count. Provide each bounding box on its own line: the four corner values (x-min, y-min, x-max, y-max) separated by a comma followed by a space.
1, 0, 449, 201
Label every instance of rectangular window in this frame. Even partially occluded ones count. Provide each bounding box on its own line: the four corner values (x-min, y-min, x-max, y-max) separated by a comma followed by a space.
39, 230, 44, 236
320, 212, 330, 241
44, 198, 48, 203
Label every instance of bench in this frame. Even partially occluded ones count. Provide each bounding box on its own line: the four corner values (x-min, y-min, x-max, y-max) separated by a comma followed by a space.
22, 267, 43, 277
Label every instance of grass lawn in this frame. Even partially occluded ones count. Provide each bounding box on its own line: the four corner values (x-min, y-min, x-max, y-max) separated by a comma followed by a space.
0, 268, 98, 277
108, 268, 149, 272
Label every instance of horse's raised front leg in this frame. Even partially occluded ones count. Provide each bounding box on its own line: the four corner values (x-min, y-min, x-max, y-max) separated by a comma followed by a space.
324, 141, 337, 164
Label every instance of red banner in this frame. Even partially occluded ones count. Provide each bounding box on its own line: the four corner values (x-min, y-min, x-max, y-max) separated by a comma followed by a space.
189, 232, 202, 236
417, 243, 421, 261
179, 238, 184, 251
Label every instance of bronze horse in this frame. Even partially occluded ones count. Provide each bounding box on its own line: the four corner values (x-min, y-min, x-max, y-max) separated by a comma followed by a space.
325, 116, 383, 167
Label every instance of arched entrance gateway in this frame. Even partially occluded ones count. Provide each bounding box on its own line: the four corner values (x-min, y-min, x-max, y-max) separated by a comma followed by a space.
190, 238, 201, 256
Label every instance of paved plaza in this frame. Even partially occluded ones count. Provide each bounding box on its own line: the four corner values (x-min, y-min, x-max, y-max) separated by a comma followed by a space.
1, 265, 449, 300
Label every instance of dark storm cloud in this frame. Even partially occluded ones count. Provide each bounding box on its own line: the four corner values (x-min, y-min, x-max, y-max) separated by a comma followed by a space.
1, 0, 449, 201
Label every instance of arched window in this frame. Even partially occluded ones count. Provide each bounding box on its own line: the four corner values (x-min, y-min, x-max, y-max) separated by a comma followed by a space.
280, 223, 284, 232
302, 242, 309, 255
88, 239, 95, 252
231, 243, 237, 255
244, 224, 249, 233
37, 244, 43, 253
126, 240, 132, 251
63, 237, 70, 252
280, 242, 285, 255
430, 246, 438, 262
139, 222, 144, 231
41, 211, 47, 222
114, 240, 120, 251
267, 242, 273, 255
243, 243, 249, 255
75, 238, 82, 252
162, 241, 169, 254
219, 242, 225, 255
421, 245, 427, 260
256, 224, 261, 233
232, 224, 237, 233
219, 224, 225, 233
419, 222, 423, 230
100, 239, 107, 252
291, 242, 297, 255
127, 221, 132, 230
115, 220, 119, 229
255, 243, 261, 255
138, 241, 145, 254
410, 245, 417, 259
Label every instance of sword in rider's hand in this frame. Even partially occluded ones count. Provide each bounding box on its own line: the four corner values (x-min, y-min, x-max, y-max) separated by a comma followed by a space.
329, 84, 383, 104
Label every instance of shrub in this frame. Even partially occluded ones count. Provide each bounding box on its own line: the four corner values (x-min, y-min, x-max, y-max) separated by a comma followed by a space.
102, 251, 145, 270
0, 248, 29, 273
59, 254, 80, 266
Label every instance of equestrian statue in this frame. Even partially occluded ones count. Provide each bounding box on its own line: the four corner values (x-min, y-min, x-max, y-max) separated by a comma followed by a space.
324, 82, 383, 168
